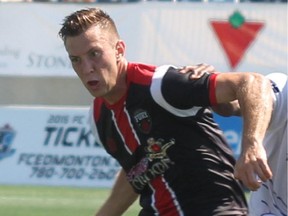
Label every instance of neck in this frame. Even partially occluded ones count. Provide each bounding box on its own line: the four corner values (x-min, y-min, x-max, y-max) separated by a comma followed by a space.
103, 59, 128, 105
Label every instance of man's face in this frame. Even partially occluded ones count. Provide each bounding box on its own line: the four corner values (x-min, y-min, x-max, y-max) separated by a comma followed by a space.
65, 25, 120, 99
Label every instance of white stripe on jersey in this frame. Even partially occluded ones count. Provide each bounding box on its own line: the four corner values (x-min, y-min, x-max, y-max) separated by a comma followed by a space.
111, 103, 141, 155
151, 65, 202, 117
161, 177, 185, 216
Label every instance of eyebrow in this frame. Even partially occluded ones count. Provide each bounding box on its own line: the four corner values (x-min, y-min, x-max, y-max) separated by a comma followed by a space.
68, 47, 99, 59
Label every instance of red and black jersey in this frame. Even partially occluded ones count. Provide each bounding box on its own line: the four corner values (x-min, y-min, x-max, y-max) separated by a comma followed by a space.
91, 63, 248, 216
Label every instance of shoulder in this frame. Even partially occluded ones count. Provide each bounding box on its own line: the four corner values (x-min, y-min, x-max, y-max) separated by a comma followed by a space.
151, 65, 214, 109
265, 72, 287, 94
127, 62, 156, 85
265, 73, 287, 130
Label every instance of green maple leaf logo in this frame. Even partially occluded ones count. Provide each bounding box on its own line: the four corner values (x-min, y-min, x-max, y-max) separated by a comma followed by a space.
229, 11, 245, 28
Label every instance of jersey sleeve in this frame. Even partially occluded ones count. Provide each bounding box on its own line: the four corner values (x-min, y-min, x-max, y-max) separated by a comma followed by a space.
151, 65, 218, 110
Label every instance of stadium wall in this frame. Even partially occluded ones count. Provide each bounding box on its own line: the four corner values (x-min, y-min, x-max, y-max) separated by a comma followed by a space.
0, 3, 286, 187
0, 2, 286, 106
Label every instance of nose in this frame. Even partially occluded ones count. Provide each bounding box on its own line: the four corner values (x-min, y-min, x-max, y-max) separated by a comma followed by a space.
81, 58, 95, 75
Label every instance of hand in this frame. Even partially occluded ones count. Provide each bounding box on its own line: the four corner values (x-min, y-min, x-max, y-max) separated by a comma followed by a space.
234, 142, 272, 191
179, 63, 217, 79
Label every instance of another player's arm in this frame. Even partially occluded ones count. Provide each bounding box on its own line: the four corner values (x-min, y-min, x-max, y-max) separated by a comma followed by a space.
214, 72, 273, 191
95, 168, 138, 216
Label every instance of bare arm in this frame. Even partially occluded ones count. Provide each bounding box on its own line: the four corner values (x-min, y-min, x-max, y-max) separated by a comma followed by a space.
95, 168, 139, 216
215, 72, 273, 191
181, 65, 273, 190
211, 100, 241, 117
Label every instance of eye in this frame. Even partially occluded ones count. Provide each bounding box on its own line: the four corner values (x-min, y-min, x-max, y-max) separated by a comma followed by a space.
90, 50, 101, 58
69, 56, 80, 64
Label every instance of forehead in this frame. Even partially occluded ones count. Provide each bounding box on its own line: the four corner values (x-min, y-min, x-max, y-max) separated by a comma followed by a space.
65, 25, 111, 56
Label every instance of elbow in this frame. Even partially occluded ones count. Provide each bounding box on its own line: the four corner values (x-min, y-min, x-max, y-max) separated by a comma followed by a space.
212, 100, 241, 117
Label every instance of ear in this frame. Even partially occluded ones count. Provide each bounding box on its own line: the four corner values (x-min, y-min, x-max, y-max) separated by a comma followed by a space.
116, 40, 125, 58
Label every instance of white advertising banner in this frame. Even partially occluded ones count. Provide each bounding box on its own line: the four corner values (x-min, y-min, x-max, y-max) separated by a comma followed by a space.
0, 106, 120, 188
0, 106, 243, 187
0, 3, 287, 76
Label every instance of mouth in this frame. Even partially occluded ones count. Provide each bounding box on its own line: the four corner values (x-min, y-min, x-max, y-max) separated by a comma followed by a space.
87, 80, 100, 89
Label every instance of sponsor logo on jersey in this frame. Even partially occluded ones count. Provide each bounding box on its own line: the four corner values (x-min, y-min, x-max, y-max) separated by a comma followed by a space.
127, 137, 175, 192
133, 109, 152, 134
0, 124, 16, 160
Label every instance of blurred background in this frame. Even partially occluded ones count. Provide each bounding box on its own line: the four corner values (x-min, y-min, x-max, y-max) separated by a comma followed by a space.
0, 2, 286, 106
0, 1, 287, 215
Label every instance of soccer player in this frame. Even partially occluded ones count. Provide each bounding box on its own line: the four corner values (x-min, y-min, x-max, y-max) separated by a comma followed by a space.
181, 66, 287, 216
59, 8, 273, 216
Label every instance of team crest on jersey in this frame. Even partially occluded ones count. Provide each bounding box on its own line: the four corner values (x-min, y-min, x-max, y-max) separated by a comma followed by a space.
146, 137, 175, 161
133, 109, 152, 134
127, 137, 175, 192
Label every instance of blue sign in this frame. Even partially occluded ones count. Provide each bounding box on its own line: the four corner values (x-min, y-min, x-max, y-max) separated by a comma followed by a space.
0, 124, 16, 160
213, 114, 243, 159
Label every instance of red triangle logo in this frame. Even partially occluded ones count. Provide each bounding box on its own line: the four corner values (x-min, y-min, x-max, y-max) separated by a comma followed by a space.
210, 11, 264, 70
